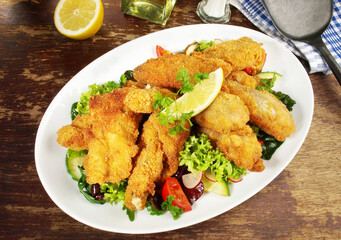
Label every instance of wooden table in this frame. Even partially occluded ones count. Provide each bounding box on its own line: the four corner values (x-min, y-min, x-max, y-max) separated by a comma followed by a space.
1, 0, 340, 239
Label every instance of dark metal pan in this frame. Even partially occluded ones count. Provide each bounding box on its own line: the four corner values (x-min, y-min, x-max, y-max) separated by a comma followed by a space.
261, 0, 341, 85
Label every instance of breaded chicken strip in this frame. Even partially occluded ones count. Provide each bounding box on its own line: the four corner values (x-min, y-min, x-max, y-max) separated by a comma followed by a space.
194, 91, 263, 172
194, 92, 250, 134
133, 54, 232, 89
85, 88, 143, 184
199, 126, 264, 172
157, 118, 191, 181
57, 87, 143, 184
125, 113, 190, 211
226, 71, 261, 88
124, 113, 164, 211
222, 81, 295, 141
194, 37, 266, 73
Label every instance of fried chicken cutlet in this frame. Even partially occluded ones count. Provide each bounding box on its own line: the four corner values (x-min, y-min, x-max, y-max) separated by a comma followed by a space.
199, 126, 264, 172
125, 113, 190, 211
58, 87, 143, 184
124, 113, 164, 211
57, 85, 180, 186
133, 53, 232, 89
193, 37, 266, 74
195, 91, 263, 172
222, 80, 295, 142
194, 92, 250, 133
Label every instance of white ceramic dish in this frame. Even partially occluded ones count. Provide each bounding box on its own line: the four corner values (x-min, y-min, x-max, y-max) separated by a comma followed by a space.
35, 24, 314, 234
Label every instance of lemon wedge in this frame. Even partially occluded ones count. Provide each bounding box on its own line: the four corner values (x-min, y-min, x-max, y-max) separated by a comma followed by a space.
54, 0, 104, 40
169, 68, 224, 117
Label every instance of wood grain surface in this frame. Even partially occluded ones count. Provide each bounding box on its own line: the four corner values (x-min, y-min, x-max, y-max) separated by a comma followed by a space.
1, 0, 340, 239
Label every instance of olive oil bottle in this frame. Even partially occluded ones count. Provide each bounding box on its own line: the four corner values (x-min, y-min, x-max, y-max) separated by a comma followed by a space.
121, 0, 177, 25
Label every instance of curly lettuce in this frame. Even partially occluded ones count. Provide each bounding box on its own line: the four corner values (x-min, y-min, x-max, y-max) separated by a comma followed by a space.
195, 40, 215, 52
100, 180, 128, 205
179, 134, 215, 172
179, 134, 246, 183
210, 153, 246, 182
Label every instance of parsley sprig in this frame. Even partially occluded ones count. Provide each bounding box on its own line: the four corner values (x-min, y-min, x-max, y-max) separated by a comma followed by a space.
161, 195, 184, 220
177, 68, 209, 94
152, 68, 209, 136
146, 196, 184, 220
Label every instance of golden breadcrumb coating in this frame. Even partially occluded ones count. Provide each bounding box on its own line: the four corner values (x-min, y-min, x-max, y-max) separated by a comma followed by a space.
133, 53, 232, 89
199, 126, 264, 172
194, 37, 266, 73
124, 113, 190, 211
57, 114, 94, 151
226, 70, 261, 88
222, 81, 295, 141
194, 92, 250, 134
124, 87, 173, 113
57, 87, 143, 184
194, 91, 263, 172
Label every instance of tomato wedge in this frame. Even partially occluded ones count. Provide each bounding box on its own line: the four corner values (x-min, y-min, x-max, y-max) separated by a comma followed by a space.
156, 45, 171, 57
156, 45, 165, 57
162, 177, 192, 212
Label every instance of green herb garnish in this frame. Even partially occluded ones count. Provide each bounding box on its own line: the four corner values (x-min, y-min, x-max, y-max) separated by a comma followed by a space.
161, 195, 184, 220
145, 201, 165, 216
123, 205, 135, 222
152, 68, 208, 136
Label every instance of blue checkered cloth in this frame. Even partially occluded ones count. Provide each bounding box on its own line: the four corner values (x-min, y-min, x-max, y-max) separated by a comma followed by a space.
231, 0, 341, 74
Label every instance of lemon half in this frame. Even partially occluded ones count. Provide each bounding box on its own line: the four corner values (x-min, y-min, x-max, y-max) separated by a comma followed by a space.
54, 0, 104, 40
169, 68, 224, 117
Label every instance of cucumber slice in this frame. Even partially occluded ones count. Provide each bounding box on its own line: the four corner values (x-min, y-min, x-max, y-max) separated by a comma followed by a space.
66, 149, 87, 181
202, 170, 230, 196
257, 71, 282, 81
207, 180, 230, 196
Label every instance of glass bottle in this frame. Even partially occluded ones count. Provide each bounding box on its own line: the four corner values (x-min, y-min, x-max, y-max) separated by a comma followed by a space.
121, 0, 177, 25
196, 0, 231, 23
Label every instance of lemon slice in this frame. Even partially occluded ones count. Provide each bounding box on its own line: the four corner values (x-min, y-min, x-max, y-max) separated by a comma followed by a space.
54, 0, 104, 40
169, 68, 224, 117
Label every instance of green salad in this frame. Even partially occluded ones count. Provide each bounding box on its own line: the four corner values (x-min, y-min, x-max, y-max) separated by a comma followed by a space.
62, 40, 296, 221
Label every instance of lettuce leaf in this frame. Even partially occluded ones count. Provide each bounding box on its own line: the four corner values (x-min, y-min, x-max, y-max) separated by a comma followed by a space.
76, 81, 121, 115
100, 180, 128, 205
195, 40, 215, 52
210, 153, 246, 182
251, 124, 283, 160
179, 134, 246, 183
179, 134, 215, 172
